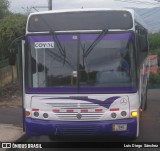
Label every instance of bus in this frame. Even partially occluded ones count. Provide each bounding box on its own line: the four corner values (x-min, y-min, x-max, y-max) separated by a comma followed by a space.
23, 8, 149, 139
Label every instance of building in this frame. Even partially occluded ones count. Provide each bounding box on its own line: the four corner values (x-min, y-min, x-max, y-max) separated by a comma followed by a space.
148, 55, 158, 74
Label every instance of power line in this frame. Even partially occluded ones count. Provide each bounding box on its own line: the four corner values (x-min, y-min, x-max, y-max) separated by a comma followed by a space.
29, 0, 53, 12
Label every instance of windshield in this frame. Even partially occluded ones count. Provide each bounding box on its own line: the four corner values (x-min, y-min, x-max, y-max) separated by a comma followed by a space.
25, 32, 137, 93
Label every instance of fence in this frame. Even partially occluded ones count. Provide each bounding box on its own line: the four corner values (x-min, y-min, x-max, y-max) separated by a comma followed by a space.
0, 59, 17, 88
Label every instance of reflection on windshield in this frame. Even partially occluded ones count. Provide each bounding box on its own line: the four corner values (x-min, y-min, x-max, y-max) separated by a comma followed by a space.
25, 32, 136, 93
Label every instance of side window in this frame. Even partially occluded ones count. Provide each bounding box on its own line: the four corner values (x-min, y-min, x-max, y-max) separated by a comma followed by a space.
136, 26, 148, 64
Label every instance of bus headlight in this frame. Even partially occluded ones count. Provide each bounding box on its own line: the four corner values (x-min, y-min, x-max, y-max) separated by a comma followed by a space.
121, 111, 127, 117
34, 112, 39, 117
43, 113, 49, 118
111, 112, 117, 118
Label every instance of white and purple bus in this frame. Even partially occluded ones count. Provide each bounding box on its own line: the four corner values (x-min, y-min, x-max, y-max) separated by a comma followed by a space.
23, 8, 149, 139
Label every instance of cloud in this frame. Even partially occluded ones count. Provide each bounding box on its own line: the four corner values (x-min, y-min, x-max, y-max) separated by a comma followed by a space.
9, 0, 157, 13
53, 0, 124, 10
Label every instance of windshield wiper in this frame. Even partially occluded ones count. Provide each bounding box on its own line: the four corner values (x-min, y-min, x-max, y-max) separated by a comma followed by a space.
49, 31, 66, 65
36, 15, 66, 65
83, 28, 108, 58
46, 49, 74, 69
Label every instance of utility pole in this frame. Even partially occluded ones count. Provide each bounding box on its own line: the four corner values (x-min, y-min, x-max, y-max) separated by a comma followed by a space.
48, 0, 52, 10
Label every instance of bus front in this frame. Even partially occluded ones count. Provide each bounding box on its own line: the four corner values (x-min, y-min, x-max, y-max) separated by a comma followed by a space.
24, 9, 140, 138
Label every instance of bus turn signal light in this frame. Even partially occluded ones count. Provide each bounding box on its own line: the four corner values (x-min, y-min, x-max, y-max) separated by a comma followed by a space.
25, 111, 30, 117
131, 111, 138, 117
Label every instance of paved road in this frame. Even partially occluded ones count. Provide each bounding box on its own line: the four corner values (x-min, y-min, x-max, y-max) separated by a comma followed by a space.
136, 89, 160, 142
0, 107, 23, 127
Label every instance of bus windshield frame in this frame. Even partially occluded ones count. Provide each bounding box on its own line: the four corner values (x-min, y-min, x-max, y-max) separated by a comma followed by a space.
25, 31, 137, 94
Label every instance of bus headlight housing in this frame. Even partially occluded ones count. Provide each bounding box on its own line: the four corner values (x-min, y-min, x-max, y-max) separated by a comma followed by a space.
121, 111, 127, 117
111, 112, 117, 118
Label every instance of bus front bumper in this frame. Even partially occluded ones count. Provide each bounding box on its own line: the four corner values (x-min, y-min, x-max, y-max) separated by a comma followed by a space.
25, 118, 137, 137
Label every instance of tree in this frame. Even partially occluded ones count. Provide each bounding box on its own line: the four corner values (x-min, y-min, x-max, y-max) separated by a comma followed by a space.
0, 12, 27, 59
0, 0, 10, 18
148, 32, 160, 50
149, 68, 160, 83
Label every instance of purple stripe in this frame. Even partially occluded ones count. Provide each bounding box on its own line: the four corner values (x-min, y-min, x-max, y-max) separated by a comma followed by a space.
26, 86, 137, 93
45, 96, 120, 108
27, 35, 53, 43
80, 33, 134, 40
27, 35, 74, 43
26, 87, 77, 93
26, 33, 134, 43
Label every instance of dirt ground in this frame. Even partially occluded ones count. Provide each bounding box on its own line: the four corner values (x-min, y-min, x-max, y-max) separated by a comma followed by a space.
0, 81, 22, 108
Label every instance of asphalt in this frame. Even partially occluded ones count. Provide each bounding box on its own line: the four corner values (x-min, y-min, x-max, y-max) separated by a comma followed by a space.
0, 107, 27, 143
0, 124, 25, 142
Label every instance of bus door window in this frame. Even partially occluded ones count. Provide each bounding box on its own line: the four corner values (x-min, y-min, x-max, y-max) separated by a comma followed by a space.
32, 48, 46, 87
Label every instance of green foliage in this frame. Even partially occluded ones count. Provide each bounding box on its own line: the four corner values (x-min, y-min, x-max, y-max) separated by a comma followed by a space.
148, 32, 160, 51
0, 12, 27, 59
0, 0, 27, 60
0, 0, 10, 18
149, 68, 160, 83
0, 13, 26, 37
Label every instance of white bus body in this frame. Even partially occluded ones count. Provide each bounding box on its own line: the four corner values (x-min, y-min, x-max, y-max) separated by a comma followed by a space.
22, 8, 149, 138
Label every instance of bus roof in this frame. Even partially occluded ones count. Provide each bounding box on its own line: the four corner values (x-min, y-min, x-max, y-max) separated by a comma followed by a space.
28, 8, 135, 15
26, 8, 147, 33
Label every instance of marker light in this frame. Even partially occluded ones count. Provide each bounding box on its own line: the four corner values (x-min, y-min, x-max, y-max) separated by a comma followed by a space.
32, 109, 39, 112
95, 109, 103, 112
131, 111, 138, 117
81, 109, 88, 113
52, 109, 60, 113
67, 109, 74, 113
110, 108, 119, 111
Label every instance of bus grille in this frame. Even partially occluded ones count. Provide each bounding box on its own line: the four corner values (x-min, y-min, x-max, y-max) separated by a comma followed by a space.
47, 103, 106, 121
56, 124, 101, 135
55, 113, 103, 121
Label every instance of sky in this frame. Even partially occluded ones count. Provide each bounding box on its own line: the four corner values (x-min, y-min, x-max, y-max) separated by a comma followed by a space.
9, 0, 160, 13
8, 0, 160, 33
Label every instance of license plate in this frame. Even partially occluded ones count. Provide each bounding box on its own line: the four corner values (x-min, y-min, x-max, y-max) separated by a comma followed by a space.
112, 124, 127, 131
